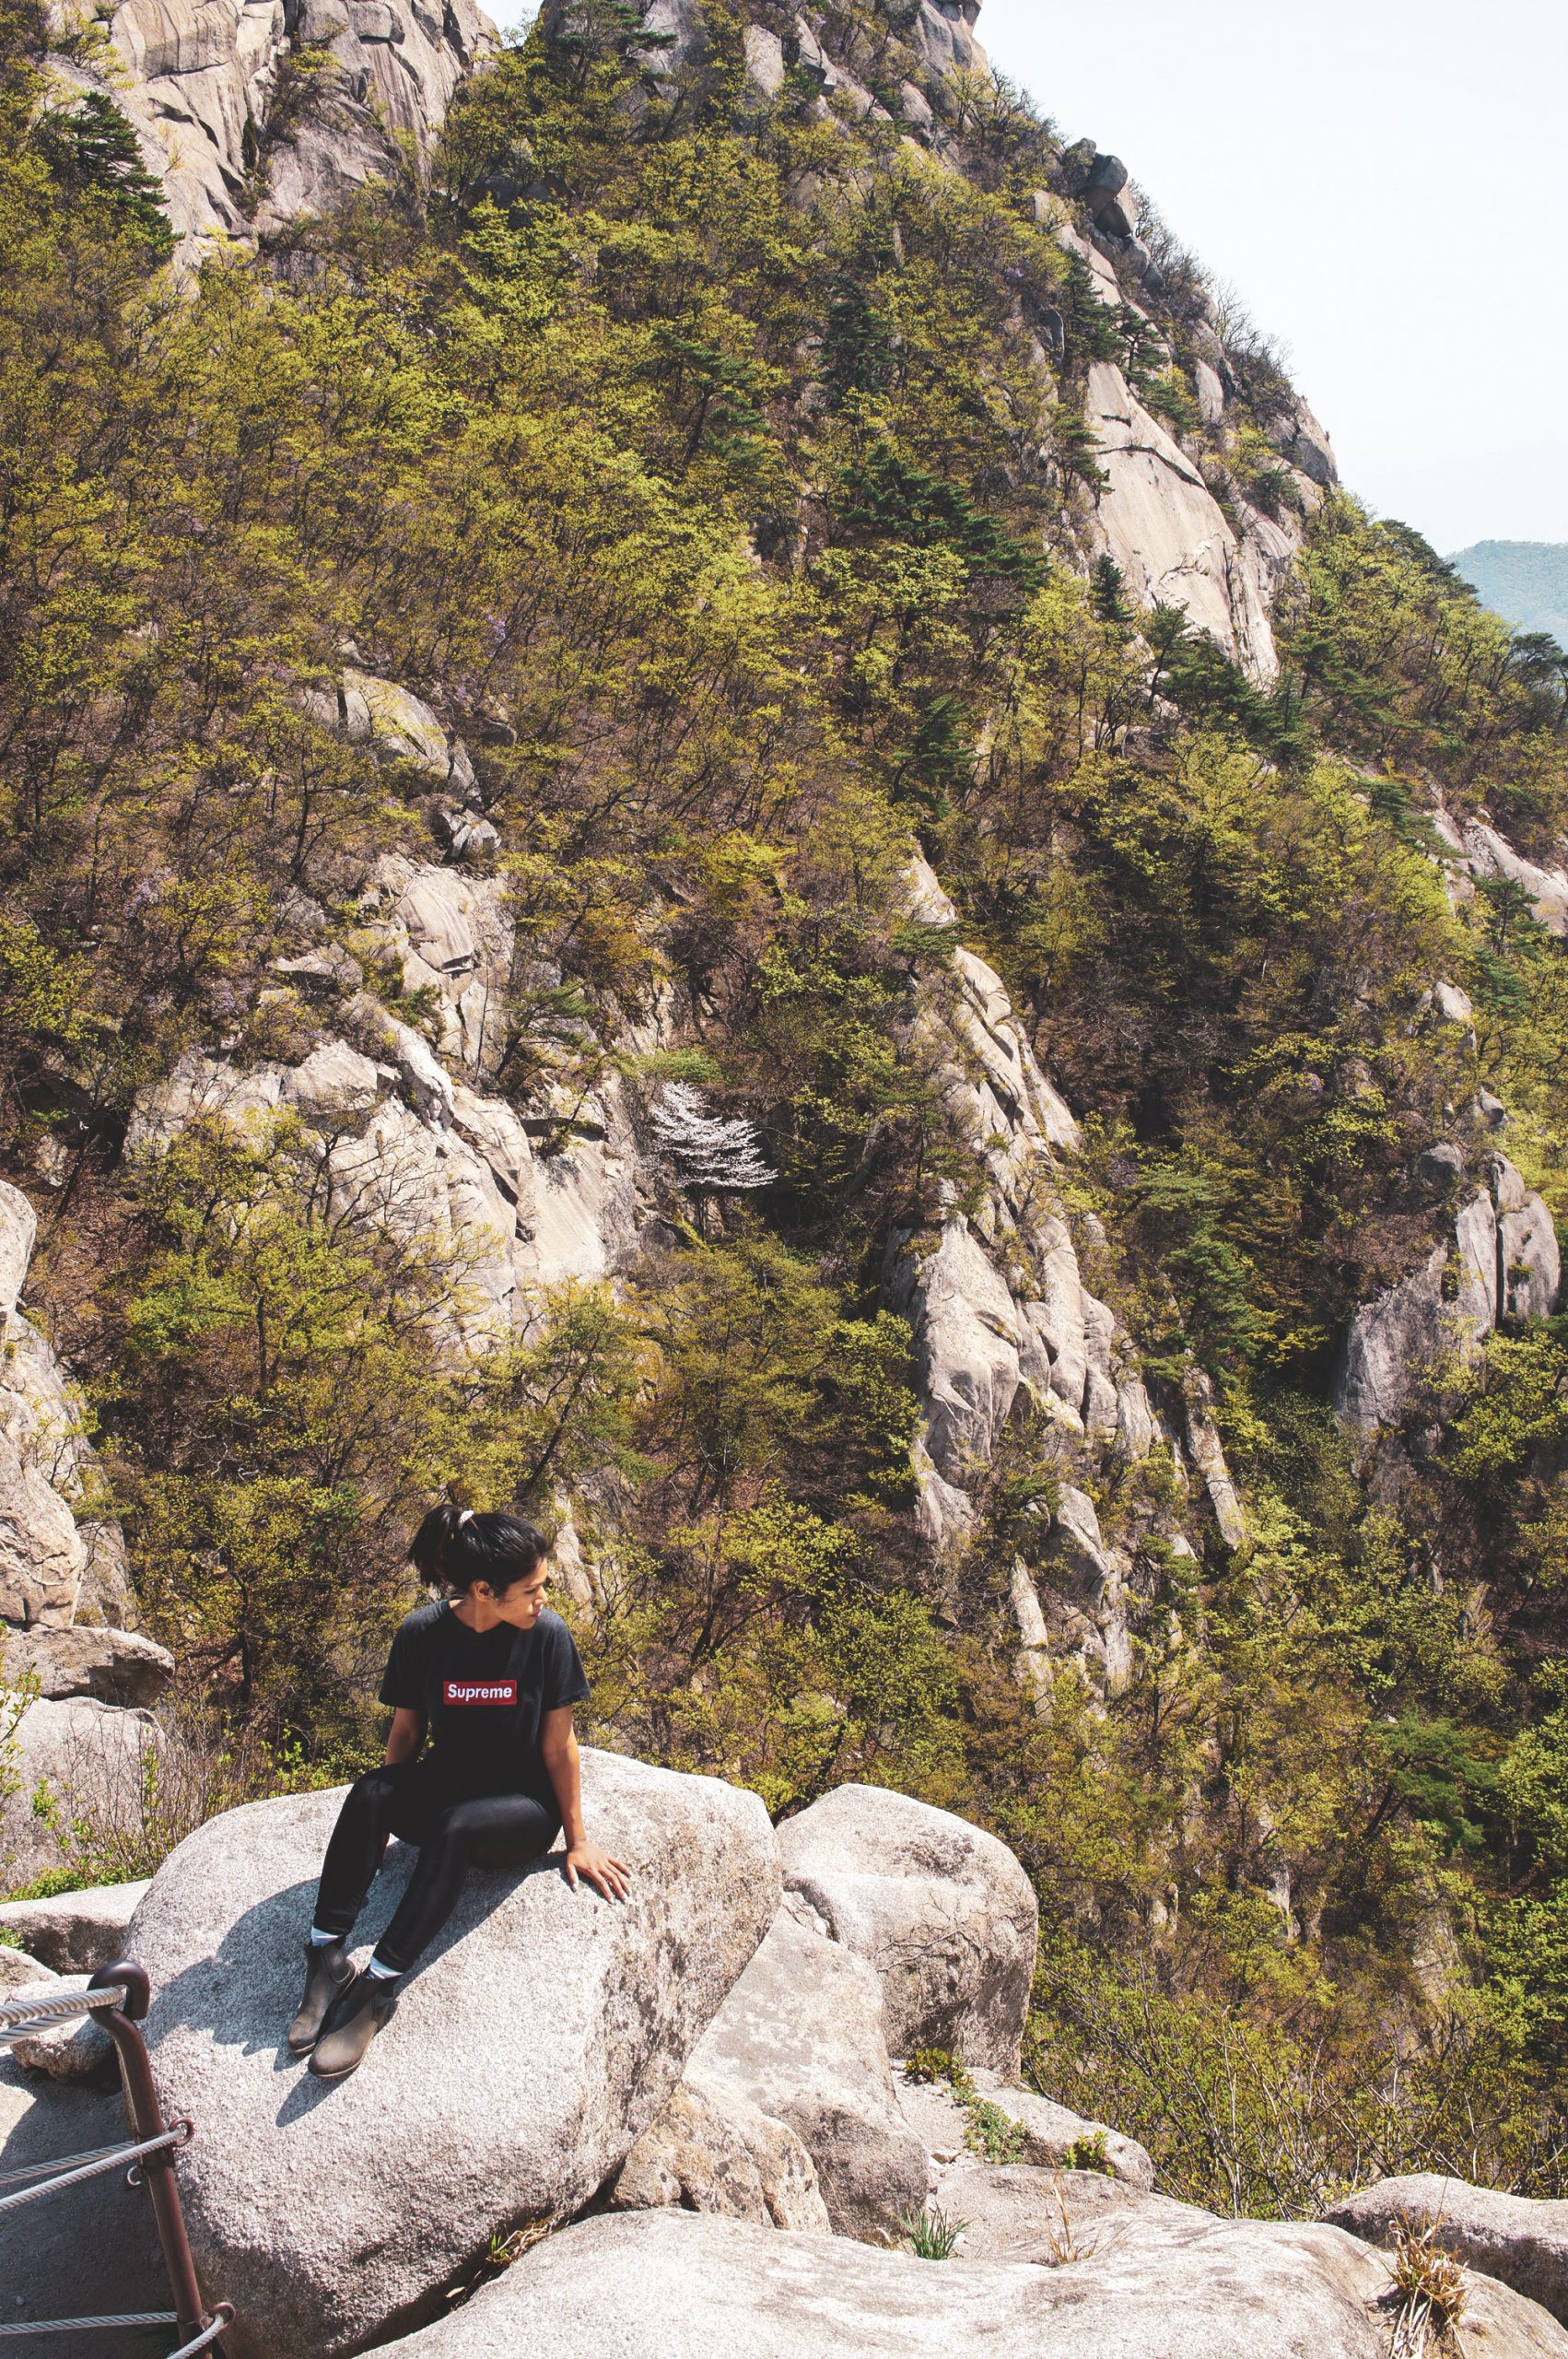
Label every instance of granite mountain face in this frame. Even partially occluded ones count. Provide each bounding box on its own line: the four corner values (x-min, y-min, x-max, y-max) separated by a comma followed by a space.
6, 0, 1568, 2246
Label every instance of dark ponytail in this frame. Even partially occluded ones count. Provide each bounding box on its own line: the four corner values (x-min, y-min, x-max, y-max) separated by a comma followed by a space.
411, 1505, 549, 1596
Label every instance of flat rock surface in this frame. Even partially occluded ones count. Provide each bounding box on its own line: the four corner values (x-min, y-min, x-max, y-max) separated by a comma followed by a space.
129, 1751, 779, 2359
929, 2158, 1209, 2263
372, 2202, 1568, 2358
894, 2067, 1155, 2190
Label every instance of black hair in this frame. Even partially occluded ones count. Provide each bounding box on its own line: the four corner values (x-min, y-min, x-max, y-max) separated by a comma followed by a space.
410, 1505, 549, 1596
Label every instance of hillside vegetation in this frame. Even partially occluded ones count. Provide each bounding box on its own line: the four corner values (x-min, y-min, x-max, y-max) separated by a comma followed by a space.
5, 0, 1568, 2211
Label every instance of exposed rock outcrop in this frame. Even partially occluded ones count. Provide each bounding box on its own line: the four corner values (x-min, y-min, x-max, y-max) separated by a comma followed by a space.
1329, 2175, 1568, 2327
0, 1876, 149, 1972
0, 1431, 84, 1630
688, 1908, 930, 2246
1461, 819, 1568, 936
1, 1179, 144, 1673
890, 863, 1168, 1555
129, 1754, 779, 2358
126, 1008, 646, 1346
604, 2065, 832, 2234
1025, 1483, 1134, 1698
1335, 1153, 1561, 1434
51, 0, 495, 260
778, 1783, 1037, 2078
1083, 354, 1290, 680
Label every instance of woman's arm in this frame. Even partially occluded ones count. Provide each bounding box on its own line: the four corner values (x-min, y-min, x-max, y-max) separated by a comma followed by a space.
540, 1707, 629, 1900
385, 1707, 427, 1766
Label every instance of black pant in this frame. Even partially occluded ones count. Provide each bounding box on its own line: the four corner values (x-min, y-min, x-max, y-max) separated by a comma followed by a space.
312, 1760, 559, 1976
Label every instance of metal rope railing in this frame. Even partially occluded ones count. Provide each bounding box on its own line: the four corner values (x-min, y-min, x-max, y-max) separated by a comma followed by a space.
0, 2314, 229, 2352
0, 1961, 231, 2351
0, 1981, 129, 2033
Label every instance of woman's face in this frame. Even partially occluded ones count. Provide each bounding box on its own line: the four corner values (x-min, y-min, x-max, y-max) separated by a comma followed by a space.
480, 1565, 548, 1632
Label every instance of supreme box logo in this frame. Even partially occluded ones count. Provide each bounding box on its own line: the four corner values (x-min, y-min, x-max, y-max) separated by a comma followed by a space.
442, 1679, 519, 1707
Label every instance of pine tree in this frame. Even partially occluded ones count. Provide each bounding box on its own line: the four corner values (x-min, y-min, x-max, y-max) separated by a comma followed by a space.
32, 90, 173, 257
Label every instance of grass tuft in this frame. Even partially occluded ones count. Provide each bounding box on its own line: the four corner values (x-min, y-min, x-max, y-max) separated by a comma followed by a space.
1387, 2212, 1469, 2355
900, 2204, 966, 2260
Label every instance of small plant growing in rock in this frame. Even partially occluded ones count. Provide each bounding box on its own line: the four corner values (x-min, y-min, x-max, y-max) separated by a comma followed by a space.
1387, 2212, 1469, 2355
1061, 2130, 1113, 2176
965, 2098, 1027, 2164
901, 2204, 966, 2260
1041, 2170, 1096, 2268
904, 2045, 973, 2095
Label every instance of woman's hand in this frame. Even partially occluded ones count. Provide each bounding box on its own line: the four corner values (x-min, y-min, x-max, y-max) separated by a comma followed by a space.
563, 1840, 630, 1901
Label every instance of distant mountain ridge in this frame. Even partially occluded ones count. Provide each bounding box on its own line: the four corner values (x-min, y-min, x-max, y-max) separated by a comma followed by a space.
1451, 539, 1568, 643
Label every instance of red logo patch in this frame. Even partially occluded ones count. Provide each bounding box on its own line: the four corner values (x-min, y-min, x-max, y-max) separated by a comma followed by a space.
442, 1679, 519, 1708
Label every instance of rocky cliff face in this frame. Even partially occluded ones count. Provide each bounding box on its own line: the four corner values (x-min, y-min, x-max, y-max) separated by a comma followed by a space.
50, 0, 1328, 718
47, 0, 493, 255
6, 0, 1345, 1713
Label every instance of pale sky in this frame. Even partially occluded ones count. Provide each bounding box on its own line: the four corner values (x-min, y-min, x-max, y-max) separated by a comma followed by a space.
980, 0, 1568, 553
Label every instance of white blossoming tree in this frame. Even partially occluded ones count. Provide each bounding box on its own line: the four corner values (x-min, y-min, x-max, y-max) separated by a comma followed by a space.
649, 1083, 775, 1213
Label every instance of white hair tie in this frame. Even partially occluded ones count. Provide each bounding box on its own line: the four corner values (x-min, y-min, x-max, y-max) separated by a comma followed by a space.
458, 1508, 475, 1529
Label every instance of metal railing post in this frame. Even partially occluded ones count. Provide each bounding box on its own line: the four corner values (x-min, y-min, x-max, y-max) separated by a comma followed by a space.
88, 1960, 215, 2347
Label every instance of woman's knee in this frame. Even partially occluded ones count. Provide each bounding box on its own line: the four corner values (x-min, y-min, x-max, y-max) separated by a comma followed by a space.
343, 1766, 402, 1825
431, 1798, 491, 1852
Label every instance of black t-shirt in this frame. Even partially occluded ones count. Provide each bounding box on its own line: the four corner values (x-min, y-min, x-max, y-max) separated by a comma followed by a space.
379, 1602, 591, 1807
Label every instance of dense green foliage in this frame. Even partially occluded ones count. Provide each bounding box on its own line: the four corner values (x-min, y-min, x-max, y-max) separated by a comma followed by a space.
4, 0, 1568, 2204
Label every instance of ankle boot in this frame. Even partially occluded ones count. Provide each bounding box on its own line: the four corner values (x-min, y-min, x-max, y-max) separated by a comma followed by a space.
287, 1939, 355, 2056
309, 1973, 398, 2081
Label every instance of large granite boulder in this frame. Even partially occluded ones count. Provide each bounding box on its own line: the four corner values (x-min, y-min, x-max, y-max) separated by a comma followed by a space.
0, 1876, 149, 1971
1, 1696, 164, 1891
1328, 2174, 1568, 2325
128, 1752, 779, 2358
2, 1624, 173, 1706
689, 1909, 930, 2245
778, 1785, 1037, 2077
373, 2202, 1568, 2358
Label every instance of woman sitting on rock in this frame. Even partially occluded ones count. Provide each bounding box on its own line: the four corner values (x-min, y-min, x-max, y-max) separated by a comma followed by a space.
287, 1505, 629, 2081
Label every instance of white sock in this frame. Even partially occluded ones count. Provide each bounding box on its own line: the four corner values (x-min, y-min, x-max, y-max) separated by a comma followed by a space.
366, 1955, 399, 1982
309, 1927, 339, 1946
